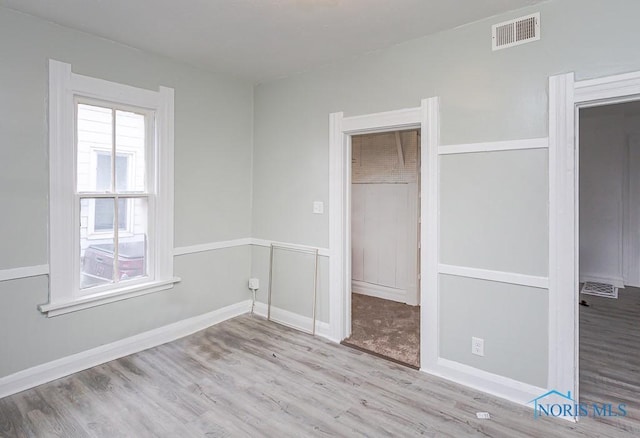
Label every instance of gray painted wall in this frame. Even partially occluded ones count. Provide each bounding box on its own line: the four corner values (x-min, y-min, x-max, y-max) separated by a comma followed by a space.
440, 149, 548, 276
0, 248, 250, 377
250, 245, 329, 323
0, 8, 254, 378
252, 0, 640, 247
4, 0, 640, 390
579, 110, 626, 285
439, 275, 548, 387
251, 0, 640, 387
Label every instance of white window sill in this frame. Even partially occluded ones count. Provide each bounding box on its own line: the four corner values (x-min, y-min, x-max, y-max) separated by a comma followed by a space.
39, 277, 181, 317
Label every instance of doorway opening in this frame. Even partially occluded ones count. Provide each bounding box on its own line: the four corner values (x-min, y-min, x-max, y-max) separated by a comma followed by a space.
578, 102, 640, 428
329, 99, 438, 372
342, 129, 421, 368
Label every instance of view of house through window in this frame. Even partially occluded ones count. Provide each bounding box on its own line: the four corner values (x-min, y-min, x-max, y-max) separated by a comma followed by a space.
95, 153, 129, 231
77, 103, 149, 290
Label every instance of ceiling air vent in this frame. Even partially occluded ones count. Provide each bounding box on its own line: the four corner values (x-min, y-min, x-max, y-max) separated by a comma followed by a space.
492, 12, 540, 51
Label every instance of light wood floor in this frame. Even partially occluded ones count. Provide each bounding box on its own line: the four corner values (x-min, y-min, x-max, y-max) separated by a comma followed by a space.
580, 287, 640, 434
0, 314, 635, 437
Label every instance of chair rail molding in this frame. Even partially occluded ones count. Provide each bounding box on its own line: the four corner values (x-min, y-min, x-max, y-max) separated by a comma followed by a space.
0, 265, 49, 283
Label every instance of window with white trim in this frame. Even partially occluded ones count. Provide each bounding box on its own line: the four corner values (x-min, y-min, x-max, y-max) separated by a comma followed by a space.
42, 60, 179, 317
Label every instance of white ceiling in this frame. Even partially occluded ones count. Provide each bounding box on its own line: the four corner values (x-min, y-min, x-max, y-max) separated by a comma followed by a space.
0, 0, 544, 83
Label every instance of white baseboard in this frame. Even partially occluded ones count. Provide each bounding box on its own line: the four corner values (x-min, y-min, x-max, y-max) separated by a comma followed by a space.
253, 301, 544, 410
579, 273, 624, 288
405, 285, 419, 306
0, 294, 551, 419
421, 358, 548, 410
352, 281, 406, 303
253, 302, 335, 342
0, 300, 252, 399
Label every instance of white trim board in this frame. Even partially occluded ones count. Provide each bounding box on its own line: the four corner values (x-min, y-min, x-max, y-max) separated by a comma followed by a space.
329, 111, 348, 343
175, 238, 330, 257
548, 72, 577, 406
438, 264, 549, 289
252, 302, 334, 342
241, 301, 551, 411
574, 70, 640, 104
341, 107, 422, 134
438, 137, 548, 155
0, 265, 49, 282
548, 69, 640, 418
329, 102, 438, 342
352, 282, 406, 304
423, 358, 547, 411
328, 98, 440, 370
250, 238, 330, 257
0, 300, 252, 399
39, 277, 181, 317
422, 97, 440, 374
1, 238, 329, 283
47, 59, 176, 315
174, 238, 252, 256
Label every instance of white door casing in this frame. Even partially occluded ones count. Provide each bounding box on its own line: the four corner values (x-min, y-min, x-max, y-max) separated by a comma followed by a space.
624, 135, 640, 287
328, 99, 439, 370
550, 69, 640, 416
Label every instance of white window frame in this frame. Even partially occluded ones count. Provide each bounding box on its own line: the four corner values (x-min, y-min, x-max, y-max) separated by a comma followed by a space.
41, 59, 179, 317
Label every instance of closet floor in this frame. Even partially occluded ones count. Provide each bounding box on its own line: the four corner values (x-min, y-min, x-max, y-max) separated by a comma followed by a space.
343, 293, 420, 368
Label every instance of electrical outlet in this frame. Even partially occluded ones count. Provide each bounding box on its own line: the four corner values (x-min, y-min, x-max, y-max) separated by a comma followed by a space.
313, 201, 324, 214
248, 278, 259, 290
472, 337, 484, 356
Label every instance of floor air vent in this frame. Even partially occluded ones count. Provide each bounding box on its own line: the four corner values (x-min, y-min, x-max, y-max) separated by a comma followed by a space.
492, 12, 540, 51
581, 281, 619, 299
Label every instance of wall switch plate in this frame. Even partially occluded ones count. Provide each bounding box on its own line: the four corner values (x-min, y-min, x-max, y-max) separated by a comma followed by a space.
313, 201, 324, 214
472, 337, 484, 356
248, 278, 259, 290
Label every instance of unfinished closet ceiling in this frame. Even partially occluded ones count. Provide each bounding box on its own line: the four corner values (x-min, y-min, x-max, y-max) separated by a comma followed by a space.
0, 0, 544, 82
352, 131, 419, 183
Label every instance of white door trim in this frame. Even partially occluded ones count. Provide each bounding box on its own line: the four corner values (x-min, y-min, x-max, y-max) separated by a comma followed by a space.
550, 69, 640, 412
328, 99, 440, 369
624, 134, 640, 287
548, 72, 577, 404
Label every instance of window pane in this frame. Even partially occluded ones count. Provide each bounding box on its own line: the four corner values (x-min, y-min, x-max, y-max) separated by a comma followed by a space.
118, 197, 148, 283
118, 198, 127, 230
80, 197, 148, 289
115, 155, 129, 191
80, 198, 115, 289
116, 110, 146, 192
94, 198, 128, 231
95, 153, 111, 191
77, 104, 113, 192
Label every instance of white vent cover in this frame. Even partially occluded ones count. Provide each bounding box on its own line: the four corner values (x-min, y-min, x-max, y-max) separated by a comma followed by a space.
492, 12, 540, 51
